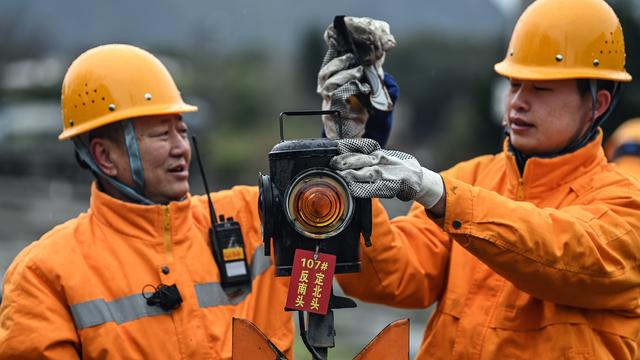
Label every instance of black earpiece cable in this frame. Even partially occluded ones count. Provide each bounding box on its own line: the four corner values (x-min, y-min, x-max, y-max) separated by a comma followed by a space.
191, 136, 218, 225
191, 136, 224, 271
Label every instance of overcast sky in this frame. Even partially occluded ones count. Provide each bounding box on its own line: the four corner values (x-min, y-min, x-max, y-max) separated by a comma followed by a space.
3, 0, 509, 56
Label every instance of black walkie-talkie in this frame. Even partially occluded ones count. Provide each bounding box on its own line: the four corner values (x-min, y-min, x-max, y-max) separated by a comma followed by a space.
212, 214, 252, 288
192, 136, 252, 289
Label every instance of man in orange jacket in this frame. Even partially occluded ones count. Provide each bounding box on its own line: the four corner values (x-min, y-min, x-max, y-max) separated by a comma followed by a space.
0, 44, 294, 359
326, 0, 640, 358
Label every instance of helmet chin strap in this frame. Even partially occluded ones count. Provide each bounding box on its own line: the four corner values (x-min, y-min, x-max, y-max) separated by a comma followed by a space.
73, 120, 153, 205
509, 80, 621, 173
121, 120, 145, 194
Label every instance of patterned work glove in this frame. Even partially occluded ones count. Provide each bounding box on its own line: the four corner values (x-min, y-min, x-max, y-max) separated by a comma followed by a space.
317, 16, 397, 146
330, 139, 444, 209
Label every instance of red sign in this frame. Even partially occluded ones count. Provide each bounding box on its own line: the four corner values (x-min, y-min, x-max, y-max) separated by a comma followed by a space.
285, 249, 336, 315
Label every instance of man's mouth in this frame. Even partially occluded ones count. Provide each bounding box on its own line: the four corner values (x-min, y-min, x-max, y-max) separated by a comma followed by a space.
168, 164, 187, 173
509, 117, 534, 131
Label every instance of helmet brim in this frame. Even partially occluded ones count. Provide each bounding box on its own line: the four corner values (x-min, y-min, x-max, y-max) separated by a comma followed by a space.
494, 61, 632, 82
58, 102, 198, 140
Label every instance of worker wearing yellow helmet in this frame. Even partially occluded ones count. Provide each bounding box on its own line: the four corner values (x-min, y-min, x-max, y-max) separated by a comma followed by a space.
325, 0, 640, 358
0, 44, 294, 358
606, 118, 640, 176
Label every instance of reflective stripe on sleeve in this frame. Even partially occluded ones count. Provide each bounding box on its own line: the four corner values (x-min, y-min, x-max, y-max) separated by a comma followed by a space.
250, 244, 272, 280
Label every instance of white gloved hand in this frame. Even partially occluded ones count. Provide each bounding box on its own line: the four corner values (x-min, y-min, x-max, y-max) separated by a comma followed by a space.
331, 139, 444, 208
317, 53, 369, 139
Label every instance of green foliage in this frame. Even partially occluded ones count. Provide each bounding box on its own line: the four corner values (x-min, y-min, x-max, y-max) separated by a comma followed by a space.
378, 32, 504, 169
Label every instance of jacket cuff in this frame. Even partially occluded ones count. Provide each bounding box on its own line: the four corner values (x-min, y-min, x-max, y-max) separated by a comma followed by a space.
440, 176, 479, 247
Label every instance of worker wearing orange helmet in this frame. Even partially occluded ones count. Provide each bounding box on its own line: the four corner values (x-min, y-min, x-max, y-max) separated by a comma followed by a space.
326, 0, 640, 358
0, 44, 294, 358
606, 118, 640, 176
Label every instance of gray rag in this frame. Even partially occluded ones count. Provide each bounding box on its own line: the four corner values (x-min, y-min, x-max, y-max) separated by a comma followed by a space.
318, 17, 396, 138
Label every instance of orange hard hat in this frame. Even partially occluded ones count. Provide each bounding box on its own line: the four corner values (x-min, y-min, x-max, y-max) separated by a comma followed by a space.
494, 0, 632, 82
59, 44, 197, 140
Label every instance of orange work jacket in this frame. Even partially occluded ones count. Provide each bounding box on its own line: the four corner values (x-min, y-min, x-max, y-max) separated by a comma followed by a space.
0, 184, 293, 359
339, 132, 640, 359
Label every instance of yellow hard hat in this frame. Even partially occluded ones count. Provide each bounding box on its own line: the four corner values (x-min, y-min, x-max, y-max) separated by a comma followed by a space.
494, 0, 632, 82
605, 118, 640, 160
59, 44, 197, 140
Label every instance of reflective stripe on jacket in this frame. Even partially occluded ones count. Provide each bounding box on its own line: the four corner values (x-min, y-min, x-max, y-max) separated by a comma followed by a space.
0, 184, 293, 359
339, 132, 640, 359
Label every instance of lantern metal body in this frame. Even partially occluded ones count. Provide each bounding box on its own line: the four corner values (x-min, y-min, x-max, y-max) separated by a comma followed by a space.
258, 111, 372, 276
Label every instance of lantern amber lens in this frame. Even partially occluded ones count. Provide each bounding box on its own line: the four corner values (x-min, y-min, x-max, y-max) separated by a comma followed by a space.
286, 170, 353, 238
295, 183, 344, 228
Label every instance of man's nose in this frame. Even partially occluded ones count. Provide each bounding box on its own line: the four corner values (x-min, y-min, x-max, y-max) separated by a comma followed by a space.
509, 87, 529, 112
170, 131, 190, 156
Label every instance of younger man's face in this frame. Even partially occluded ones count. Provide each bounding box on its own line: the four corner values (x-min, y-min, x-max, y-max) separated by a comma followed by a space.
503, 79, 593, 156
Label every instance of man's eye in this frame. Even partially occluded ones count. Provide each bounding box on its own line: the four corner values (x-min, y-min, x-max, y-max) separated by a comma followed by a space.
533, 86, 552, 92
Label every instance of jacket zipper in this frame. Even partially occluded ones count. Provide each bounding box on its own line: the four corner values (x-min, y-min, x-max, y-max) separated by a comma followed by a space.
516, 178, 524, 200
162, 205, 174, 261
510, 154, 526, 201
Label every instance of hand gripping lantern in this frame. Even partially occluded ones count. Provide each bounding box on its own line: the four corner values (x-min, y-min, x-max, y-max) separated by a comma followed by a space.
258, 111, 372, 276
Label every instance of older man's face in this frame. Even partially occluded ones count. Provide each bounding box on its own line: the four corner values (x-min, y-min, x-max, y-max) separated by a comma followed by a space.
111, 114, 191, 204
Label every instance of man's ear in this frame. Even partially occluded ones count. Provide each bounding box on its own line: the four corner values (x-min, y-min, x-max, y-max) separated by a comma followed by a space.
594, 89, 612, 120
89, 138, 118, 177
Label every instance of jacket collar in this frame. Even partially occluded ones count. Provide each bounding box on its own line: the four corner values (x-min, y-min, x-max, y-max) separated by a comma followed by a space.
89, 183, 195, 243
503, 129, 607, 195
